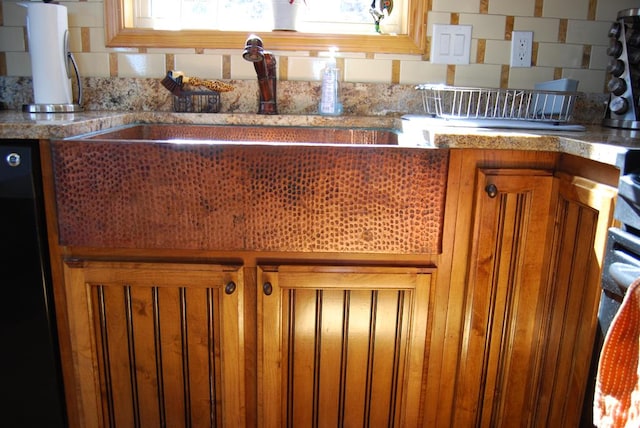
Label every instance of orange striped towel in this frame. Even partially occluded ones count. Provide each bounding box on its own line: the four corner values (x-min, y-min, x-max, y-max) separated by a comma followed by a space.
594, 276, 640, 428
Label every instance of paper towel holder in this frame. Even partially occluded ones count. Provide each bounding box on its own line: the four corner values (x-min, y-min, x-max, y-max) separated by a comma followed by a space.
23, 33, 83, 113
22, 53, 83, 113
21, 2, 83, 113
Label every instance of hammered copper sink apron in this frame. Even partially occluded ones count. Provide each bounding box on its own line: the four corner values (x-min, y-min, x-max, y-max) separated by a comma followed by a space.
52, 125, 448, 254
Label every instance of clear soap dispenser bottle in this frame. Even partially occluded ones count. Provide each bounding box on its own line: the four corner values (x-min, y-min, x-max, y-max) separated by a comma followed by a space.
319, 47, 343, 115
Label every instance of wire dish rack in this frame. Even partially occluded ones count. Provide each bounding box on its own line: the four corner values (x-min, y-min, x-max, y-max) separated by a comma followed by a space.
416, 84, 579, 122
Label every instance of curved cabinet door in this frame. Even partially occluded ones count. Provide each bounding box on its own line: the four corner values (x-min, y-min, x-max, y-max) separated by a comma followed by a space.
258, 264, 432, 427
62, 261, 245, 427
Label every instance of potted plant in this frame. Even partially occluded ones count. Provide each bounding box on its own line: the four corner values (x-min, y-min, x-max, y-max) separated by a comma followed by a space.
272, 0, 306, 31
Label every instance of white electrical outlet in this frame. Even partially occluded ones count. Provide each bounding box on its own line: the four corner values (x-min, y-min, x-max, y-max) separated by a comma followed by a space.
510, 31, 533, 68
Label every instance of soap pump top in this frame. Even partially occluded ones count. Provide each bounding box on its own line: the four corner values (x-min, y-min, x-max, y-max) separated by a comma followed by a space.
319, 47, 342, 116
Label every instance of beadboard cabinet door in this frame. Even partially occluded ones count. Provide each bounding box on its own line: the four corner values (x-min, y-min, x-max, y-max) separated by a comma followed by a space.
258, 265, 432, 427
62, 261, 245, 428
452, 167, 617, 427
454, 168, 557, 427
535, 172, 617, 426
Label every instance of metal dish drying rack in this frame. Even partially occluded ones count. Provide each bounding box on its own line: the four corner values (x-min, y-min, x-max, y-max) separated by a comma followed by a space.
416, 84, 579, 123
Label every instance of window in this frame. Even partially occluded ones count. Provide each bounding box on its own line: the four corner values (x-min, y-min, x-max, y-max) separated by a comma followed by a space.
133, 0, 404, 35
105, 0, 425, 54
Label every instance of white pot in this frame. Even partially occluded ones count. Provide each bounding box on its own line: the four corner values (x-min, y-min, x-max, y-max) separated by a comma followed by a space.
272, 0, 301, 31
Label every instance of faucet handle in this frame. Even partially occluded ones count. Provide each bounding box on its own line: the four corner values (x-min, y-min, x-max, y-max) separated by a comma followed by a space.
243, 34, 265, 62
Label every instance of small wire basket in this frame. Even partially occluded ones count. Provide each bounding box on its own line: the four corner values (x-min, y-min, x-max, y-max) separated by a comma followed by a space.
173, 90, 221, 113
415, 84, 578, 122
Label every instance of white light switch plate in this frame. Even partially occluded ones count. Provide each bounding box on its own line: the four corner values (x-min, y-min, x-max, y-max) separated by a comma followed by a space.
431, 24, 472, 65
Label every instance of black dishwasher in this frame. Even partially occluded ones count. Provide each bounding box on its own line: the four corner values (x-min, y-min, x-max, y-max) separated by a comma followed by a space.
0, 140, 67, 427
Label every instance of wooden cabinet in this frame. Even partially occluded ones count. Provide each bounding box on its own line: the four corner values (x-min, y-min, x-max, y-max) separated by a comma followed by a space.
43, 141, 620, 427
59, 260, 432, 427
454, 168, 558, 426
535, 172, 617, 426
257, 265, 432, 427
61, 261, 246, 427
46, 139, 446, 427
445, 153, 617, 427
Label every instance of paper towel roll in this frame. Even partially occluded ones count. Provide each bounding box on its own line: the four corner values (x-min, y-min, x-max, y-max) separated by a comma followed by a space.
21, 2, 73, 105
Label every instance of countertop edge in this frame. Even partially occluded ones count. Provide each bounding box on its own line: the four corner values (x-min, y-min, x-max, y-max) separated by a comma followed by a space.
1, 110, 638, 167
0, 111, 403, 140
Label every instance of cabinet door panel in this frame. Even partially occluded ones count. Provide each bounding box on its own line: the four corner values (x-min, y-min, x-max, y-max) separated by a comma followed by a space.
316, 289, 345, 423
535, 174, 617, 426
456, 169, 556, 427
259, 265, 432, 427
63, 261, 244, 428
96, 284, 138, 426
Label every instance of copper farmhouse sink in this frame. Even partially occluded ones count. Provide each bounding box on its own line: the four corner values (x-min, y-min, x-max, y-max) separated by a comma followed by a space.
72, 123, 399, 145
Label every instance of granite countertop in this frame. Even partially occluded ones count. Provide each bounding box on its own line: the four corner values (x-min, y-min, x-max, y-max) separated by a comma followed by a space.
1, 110, 639, 167
400, 116, 640, 167
0, 110, 401, 139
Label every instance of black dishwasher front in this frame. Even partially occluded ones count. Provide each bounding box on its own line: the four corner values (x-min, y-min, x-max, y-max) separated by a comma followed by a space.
0, 140, 67, 427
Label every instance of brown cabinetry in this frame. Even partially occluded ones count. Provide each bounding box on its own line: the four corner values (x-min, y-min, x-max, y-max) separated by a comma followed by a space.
257, 265, 432, 427
61, 261, 246, 427
536, 172, 617, 426
47, 138, 448, 427
455, 168, 557, 426
443, 151, 617, 427
44, 141, 620, 427
60, 261, 432, 427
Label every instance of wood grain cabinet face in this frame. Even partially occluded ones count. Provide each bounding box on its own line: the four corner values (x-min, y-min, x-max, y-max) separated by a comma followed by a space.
62, 261, 245, 428
453, 167, 617, 427
455, 168, 557, 427
258, 265, 432, 427
536, 173, 617, 426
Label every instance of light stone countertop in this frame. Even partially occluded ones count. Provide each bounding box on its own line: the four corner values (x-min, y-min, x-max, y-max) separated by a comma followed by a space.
0, 110, 638, 168
0, 110, 400, 139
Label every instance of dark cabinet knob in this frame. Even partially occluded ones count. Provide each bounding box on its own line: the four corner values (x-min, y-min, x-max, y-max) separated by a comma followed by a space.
485, 184, 498, 198
225, 281, 237, 295
263, 282, 273, 296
